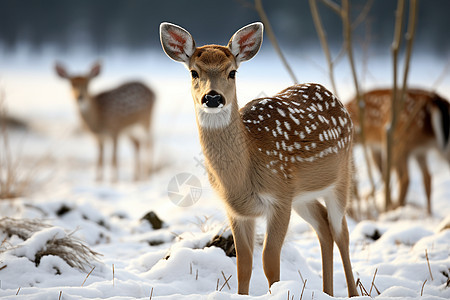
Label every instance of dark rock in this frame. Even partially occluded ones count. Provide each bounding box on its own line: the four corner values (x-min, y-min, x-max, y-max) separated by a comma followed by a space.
141, 211, 163, 230
206, 234, 236, 257
365, 229, 382, 241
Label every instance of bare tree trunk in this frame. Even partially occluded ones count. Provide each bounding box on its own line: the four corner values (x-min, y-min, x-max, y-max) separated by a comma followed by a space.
254, 0, 298, 84
385, 0, 405, 212
341, 0, 377, 205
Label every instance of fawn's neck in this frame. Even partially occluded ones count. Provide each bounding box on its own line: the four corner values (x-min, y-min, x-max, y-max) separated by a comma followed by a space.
197, 103, 252, 192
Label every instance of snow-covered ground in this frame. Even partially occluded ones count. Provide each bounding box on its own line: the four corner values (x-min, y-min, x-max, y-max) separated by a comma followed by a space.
0, 49, 449, 299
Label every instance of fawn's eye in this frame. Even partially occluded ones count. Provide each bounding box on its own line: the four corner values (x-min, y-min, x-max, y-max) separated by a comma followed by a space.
191, 70, 199, 79
228, 70, 236, 79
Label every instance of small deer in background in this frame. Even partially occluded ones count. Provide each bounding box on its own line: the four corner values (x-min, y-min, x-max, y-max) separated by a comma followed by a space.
346, 89, 450, 215
160, 22, 358, 297
55, 62, 156, 182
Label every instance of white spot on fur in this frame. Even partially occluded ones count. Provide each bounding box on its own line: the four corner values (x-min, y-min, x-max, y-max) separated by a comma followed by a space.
277, 108, 286, 117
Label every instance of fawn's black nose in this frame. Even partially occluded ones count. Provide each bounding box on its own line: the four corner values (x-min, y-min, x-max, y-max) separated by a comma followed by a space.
202, 91, 224, 108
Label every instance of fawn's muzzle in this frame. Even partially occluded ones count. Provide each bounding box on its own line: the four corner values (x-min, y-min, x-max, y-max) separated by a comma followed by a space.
202, 91, 225, 108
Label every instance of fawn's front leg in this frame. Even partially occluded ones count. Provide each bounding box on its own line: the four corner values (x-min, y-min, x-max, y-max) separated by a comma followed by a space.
228, 215, 255, 295
263, 203, 291, 289
96, 137, 105, 181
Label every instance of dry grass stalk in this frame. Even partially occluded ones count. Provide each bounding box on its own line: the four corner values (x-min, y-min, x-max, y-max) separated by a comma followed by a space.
219, 274, 232, 292
16, 287, 20, 295
298, 269, 305, 285
300, 279, 307, 300
221, 271, 230, 290
356, 278, 370, 296
112, 264, 115, 287
195, 269, 198, 280
425, 249, 434, 281
59, 291, 62, 300
35, 234, 100, 271
369, 268, 378, 296
0, 90, 51, 200
421, 279, 427, 296
216, 278, 219, 291
81, 266, 96, 286
254, 0, 298, 84
149, 287, 154, 300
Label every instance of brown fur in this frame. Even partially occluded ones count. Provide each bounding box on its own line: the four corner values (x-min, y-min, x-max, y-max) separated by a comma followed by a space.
55, 63, 155, 181
160, 22, 358, 297
346, 88, 450, 214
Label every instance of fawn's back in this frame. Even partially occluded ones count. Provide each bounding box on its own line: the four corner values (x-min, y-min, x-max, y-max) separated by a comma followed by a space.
241, 83, 353, 190
346, 89, 449, 156
93, 81, 155, 134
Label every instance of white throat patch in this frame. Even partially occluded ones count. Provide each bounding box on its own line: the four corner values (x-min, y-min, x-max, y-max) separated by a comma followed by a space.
196, 104, 233, 129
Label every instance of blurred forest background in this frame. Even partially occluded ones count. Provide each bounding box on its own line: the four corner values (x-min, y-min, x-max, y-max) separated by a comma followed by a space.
1, 0, 449, 57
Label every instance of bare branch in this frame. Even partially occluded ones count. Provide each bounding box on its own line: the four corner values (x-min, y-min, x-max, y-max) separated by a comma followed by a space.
255, 0, 298, 84
400, 0, 419, 105
319, 0, 342, 15
309, 0, 339, 97
352, 0, 375, 30
432, 57, 450, 91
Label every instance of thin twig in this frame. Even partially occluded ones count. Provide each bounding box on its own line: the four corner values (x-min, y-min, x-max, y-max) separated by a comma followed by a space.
216, 278, 219, 291
425, 249, 434, 281
81, 266, 95, 287
196, 269, 198, 280
149, 287, 154, 300
219, 274, 232, 291
254, 0, 298, 84
16, 287, 20, 295
59, 291, 62, 300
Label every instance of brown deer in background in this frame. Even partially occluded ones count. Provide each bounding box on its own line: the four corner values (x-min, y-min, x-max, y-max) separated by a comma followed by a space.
55, 62, 155, 182
346, 89, 450, 215
160, 22, 358, 297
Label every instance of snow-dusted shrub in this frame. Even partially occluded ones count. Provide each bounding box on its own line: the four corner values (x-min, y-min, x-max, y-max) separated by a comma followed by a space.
0, 217, 100, 271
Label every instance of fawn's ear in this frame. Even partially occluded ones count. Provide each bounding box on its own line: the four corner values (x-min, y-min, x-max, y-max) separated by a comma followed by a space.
55, 63, 69, 78
227, 22, 263, 67
160, 22, 196, 66
89, 61, 101, 78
